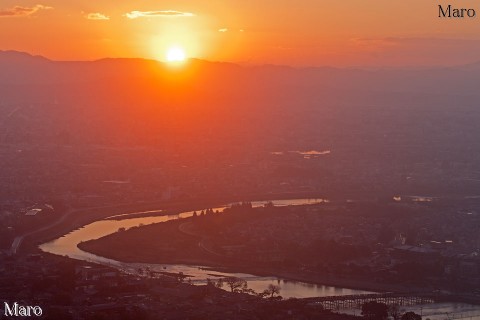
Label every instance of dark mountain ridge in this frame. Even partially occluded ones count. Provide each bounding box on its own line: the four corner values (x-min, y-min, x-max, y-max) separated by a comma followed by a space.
1, 50, 480, 95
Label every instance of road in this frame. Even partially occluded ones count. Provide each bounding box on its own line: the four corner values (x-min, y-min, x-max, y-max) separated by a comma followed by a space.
178, 221, 223, 257
9, 207, 76, 255
9, 200, 192, 255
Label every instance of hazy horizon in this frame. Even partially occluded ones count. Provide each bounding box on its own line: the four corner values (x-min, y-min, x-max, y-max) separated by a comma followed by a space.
3, 48, 480, 71
2, 1, 480, 67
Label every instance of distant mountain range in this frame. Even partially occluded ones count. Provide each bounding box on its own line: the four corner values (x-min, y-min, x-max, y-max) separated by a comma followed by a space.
2, 50, 480, 92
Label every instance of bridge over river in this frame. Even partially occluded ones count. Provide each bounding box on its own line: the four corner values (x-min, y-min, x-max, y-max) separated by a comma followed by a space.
304, 292, 480, 311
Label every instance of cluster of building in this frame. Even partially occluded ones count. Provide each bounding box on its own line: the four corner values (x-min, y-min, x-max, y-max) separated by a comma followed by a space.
203, 201, 480, 292
0, 252, 355, 320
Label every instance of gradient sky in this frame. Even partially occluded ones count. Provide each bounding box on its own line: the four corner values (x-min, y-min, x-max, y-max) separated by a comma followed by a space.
1, 0, 480, 66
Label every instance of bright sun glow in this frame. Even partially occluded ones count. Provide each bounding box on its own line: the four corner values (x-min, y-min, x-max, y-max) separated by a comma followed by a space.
166, 47, 186, 62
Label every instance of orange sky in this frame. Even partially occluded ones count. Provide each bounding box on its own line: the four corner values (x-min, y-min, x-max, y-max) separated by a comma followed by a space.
1, 0, 480, 66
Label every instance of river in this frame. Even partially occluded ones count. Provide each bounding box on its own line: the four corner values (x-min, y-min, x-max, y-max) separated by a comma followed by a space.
39, 198, 480, 315
40, 198, 371, 298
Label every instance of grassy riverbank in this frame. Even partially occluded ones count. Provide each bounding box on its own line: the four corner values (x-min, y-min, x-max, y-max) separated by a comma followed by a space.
78, 210, 426, 294
28, 192, 327, 252
25, 199, 230, 252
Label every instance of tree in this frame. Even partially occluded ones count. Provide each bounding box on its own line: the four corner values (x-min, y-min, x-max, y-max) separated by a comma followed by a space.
361, 301, 389, 320
389, 305, 401, 320
401, 312, 422, 320
223, 276, 248, 293
262, 284, 281, 298
214, 278, 223, 288
176, 271, 186, 283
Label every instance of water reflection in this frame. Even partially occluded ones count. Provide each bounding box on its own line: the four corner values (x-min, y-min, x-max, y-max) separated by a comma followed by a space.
106, 209, 164, 220
246, 278, 373, 299
39, 198, 355, 298
38, 196, 480, 312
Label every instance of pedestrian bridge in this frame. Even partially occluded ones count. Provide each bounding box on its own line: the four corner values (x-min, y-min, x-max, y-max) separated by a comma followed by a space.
304, 292, 449, 310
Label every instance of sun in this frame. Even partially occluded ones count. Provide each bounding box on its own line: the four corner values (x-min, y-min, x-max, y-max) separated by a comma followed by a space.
166, 47, 186, 62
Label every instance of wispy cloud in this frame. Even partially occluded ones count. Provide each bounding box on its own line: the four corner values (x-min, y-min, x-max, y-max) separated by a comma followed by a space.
85, 12, 110, 20
0, 4, 52, 17
125, 10, 194, 19
218, 28, 245, 33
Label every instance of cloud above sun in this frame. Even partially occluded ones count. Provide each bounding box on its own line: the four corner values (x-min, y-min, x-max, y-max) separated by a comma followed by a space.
85, 12, 110, 20
0, 4, 52, 17
125, 10, 195, 19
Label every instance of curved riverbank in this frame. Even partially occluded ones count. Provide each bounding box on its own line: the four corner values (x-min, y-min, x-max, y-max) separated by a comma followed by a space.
77, 214, 421, 295
40, 197, 383, 298
29, 192, 327, 251
26, 200, 227, 252
41, 197, 479, 302
84, 236, 422, 294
